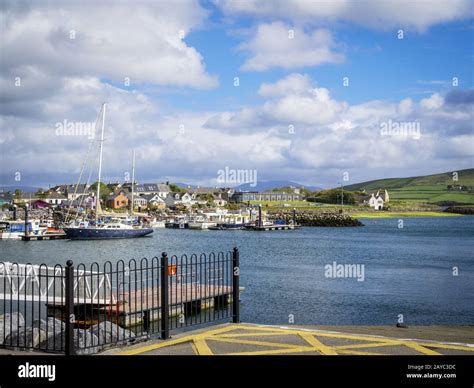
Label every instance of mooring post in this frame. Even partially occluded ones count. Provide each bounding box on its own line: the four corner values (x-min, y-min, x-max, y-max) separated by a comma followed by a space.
24, 204, 29, 236
258, 205, 262, 228
293, 208, 296, 226
232, 247, 240, 323
160, 252, 170, 339
65, 260, 75, 355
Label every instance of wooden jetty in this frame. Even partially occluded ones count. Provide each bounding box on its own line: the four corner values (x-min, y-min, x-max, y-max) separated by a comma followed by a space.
47, 283, 233, 328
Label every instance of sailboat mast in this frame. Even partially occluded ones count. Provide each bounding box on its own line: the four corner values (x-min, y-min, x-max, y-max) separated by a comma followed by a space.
131, 149, 135, 215
96, 102, 106, 222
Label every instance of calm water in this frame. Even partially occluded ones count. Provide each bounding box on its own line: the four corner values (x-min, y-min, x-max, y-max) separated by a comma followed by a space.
1, 217, 473, 325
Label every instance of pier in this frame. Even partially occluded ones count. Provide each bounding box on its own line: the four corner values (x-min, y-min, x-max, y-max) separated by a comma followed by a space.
0, 249, 239, 354
246, 224, 296, 231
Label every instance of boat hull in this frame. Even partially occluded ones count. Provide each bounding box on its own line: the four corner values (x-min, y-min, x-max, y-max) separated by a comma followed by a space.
63, 227, 153, 240
208, 223, 247, 230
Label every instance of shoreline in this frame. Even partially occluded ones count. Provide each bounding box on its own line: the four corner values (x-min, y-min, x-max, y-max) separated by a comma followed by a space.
350, 211, 463, 218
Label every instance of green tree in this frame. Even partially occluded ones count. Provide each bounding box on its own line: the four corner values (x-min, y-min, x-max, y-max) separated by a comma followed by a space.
13, 189, 22, 201
36, 188, 47, 199
90, 182, 111, 201
308, 189, 355, 205
169, 184, 184, 193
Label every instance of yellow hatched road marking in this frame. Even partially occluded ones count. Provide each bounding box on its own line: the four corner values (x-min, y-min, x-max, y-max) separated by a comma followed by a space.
299, 333, 338, 355
336, 349, 385, 356
208, 337, 303, 349
226, 347, 322, 356
402, 342, 441, 355
417, 342, 474, 352
117, 324, 474, 356
335, 341, 401, 350
218, 332, 295, 338
118, 325, 237, 355
193, 338, 213, 355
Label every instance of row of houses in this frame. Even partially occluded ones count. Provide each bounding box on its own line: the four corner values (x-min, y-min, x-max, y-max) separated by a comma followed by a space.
0, 183, 237, 210
0, 184, 390, 210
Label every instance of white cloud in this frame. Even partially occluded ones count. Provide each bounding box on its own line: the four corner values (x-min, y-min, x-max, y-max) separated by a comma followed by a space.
1, 2, 217, 90
258, 73, 312, 97
420, 93, 444, 110
204, 74, 473, 184
238, 22, 344, 71
215, 0, 473, 31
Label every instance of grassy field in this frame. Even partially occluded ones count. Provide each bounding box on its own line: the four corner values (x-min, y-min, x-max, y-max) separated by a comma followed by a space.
343, 169, 474, 204
350, 211, 461, 218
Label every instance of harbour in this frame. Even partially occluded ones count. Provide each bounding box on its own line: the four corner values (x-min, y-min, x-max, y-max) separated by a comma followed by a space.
2, 216, 473, 327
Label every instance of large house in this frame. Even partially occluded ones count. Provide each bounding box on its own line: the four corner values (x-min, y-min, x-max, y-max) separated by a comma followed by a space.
43, 192, 68, 206
164, 192, 196, 208
362, 189, 389, 210
142, 194, 166, 209
132, 183, 171, 198
232, 191, 303, 202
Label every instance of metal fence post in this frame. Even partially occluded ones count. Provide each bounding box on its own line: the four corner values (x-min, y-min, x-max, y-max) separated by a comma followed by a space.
232, 247, 240, 323
160, 252, 170, 339
65, 260, 75, 355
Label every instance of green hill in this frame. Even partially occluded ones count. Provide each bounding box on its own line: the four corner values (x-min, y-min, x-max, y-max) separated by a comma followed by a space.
343, 169, 474, 205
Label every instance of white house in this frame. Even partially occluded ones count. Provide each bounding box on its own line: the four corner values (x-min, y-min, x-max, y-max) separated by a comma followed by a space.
365, 189, 389, 210
43, 192, 68, 206
134, 183, 171, 198
144, 194, 166, 207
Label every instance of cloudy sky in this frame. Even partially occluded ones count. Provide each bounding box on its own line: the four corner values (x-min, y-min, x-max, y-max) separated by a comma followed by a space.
1, 0, 473, 189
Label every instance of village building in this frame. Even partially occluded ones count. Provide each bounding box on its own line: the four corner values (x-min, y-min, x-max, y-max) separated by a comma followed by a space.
132, 183, 171, 198
61, 194, 95, 210
231, 191, 303, 202
129, 195, 148, 209
361, 189, 390, 210
64, 184, 91, 200
14, 192, 38, 204
142, 194, 166, 209
43, 192, 68, 206
0, 192, 13, 206
106, 191, 129, 209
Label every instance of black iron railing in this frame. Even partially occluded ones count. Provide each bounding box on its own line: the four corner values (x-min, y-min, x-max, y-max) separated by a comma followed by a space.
0, 248, 240, 354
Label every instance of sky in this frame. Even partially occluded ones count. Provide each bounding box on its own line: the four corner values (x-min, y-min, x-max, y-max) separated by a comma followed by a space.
0, 0, 473, 189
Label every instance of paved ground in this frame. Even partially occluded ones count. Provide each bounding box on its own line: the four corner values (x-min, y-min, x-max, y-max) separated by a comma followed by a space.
105, 323, 474, 356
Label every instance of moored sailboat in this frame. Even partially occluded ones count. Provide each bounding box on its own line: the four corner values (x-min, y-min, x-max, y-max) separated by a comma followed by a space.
63, 103, 153, 240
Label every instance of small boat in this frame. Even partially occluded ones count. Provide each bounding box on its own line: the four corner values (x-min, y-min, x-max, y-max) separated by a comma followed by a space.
188, 215, 217, 230
208, 213, 250, 230
0, 220, 44, 239
149, 219, 166, 228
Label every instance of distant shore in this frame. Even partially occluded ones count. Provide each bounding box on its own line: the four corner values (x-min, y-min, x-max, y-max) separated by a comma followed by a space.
350, 211, 463, 218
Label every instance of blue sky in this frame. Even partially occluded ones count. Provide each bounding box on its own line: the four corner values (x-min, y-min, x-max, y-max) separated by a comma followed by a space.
1, 0, 473, 189
176, 18, 474, 110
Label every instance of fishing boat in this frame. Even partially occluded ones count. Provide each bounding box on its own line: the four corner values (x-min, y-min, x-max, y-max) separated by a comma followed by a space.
62, 103, 153, 240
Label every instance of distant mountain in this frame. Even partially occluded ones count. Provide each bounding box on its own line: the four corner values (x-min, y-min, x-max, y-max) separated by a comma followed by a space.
0, 185, 40, 193
234, 180, 321, 192
174, 182, 198, 189
342, 168, 474, 204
